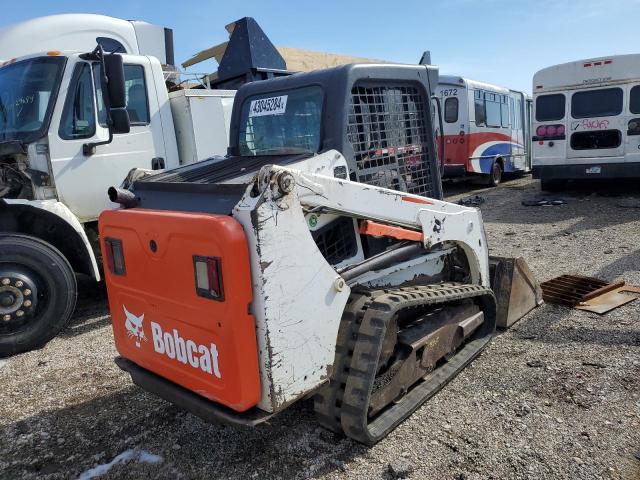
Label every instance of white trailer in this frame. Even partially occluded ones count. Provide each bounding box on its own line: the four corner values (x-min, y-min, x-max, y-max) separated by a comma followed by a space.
0, 14, 234, 356
532, 54, 640, 190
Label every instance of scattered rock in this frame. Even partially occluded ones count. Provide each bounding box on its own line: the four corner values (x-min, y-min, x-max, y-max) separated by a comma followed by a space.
582, 361, 606, 369
515, 403, 532, 417
388, 459, 414, 478
527, 359, 545, 368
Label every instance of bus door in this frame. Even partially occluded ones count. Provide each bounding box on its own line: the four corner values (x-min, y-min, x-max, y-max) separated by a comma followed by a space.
567, 86, 624, 161
525, 98, 533, 169
510, 94, 526, 171
625, 84, 640, 163
440, 85, 467, 172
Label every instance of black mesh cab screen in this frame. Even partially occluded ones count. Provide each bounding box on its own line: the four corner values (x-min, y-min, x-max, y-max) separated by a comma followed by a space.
347, 84, 438, 199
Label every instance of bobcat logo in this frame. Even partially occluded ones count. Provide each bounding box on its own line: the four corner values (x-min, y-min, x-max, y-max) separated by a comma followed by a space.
124, 305, 147, 348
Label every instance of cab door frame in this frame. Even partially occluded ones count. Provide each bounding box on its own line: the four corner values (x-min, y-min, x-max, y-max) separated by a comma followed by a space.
47, 54, 166, 222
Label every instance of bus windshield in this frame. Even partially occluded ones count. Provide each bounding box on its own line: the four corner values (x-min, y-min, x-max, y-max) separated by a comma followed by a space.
238, 86, 323, 156
0, 56, 66, 143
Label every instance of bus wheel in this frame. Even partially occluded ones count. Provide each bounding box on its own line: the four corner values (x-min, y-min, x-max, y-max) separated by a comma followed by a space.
487, 161, 503, 187
0, 234, 77, 357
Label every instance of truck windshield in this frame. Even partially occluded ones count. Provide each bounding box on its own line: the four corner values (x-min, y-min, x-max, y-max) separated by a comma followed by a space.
0, 56, 66, 143
238, 86, 323, 156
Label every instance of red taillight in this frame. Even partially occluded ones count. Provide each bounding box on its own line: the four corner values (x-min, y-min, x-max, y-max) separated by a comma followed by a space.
104, 238, 126, 275
535, 124, 565, 140
194, 256, 224, 301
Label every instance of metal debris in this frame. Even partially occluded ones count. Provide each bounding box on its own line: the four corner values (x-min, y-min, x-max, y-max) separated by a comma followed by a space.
540, 274, 640, 314
521, 197, 566, 207
575, 284, 640, 314
458, 195, 485, 207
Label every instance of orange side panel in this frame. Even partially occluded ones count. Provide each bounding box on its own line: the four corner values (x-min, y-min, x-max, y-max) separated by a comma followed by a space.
99, 209, 260, 412
358, 220, 423, 242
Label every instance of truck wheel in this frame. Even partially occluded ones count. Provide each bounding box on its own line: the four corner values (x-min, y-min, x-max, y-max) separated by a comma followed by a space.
487, 161, 503, 187
0, 234, 77, 357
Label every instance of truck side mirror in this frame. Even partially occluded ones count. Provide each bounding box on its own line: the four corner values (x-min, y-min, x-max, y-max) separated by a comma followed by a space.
110, 108, 131, 134
104, 54, 126, 109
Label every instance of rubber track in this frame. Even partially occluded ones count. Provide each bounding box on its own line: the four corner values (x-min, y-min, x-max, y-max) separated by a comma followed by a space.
314, 283, 496, 445
314, 290, 379, 433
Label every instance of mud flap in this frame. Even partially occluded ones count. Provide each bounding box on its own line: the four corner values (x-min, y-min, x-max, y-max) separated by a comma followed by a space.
489, 256, 543, 328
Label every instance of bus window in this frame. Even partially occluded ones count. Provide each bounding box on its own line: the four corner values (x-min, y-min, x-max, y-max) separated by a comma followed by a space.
571, 130, 621, 150
536, 94, 565, 121
630, 85, 640, 114
485, 93, 501, 127
444, 97, 458, 123
571, 88, 622, 118
501, 97, 509, 127
474, 90, 486, 126
509, 97, 515, 127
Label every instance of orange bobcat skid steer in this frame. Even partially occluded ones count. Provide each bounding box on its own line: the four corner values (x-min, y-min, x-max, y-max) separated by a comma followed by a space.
101, 64, 540, 444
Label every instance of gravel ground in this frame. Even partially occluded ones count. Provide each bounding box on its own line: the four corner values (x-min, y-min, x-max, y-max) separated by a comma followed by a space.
0, 176, 639, 480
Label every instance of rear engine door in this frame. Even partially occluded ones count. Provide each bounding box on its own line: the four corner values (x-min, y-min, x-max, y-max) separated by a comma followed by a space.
99, 209, 261, 412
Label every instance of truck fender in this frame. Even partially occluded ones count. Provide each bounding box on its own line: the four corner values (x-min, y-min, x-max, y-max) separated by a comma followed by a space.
0, 199, 101, 281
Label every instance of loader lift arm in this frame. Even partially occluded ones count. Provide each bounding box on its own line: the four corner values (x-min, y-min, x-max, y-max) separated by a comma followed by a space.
259, 161, 490, 288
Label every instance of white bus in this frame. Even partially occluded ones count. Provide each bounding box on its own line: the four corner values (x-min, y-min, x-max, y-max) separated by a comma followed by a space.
436, 76, 531, 186
532, 54, 640, 190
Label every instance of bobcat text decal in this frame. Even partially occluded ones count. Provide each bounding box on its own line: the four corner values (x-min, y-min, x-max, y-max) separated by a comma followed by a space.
151, 322, 221, 378
122, 305, 221, 378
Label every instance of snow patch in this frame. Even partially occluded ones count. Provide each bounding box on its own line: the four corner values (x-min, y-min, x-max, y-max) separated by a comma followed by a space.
0, 360, 7, 370
77, 449, 163, 480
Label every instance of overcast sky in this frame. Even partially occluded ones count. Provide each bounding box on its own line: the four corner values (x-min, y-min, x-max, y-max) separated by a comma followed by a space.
3, 0, 640, 93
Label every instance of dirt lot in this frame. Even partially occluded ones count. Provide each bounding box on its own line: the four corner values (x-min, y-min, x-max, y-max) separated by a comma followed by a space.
1, 176, 639, 480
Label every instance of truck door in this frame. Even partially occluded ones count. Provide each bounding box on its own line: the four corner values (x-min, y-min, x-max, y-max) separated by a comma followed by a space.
48, 56, 165, 222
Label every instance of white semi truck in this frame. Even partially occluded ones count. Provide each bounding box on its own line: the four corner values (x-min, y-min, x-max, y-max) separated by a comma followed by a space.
0, 14, 238, 356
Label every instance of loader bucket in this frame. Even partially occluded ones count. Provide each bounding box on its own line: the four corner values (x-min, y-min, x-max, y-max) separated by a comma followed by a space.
489, 256, 543, 328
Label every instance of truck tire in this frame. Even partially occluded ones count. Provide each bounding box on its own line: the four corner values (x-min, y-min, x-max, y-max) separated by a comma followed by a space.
0, 234, 77, 357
